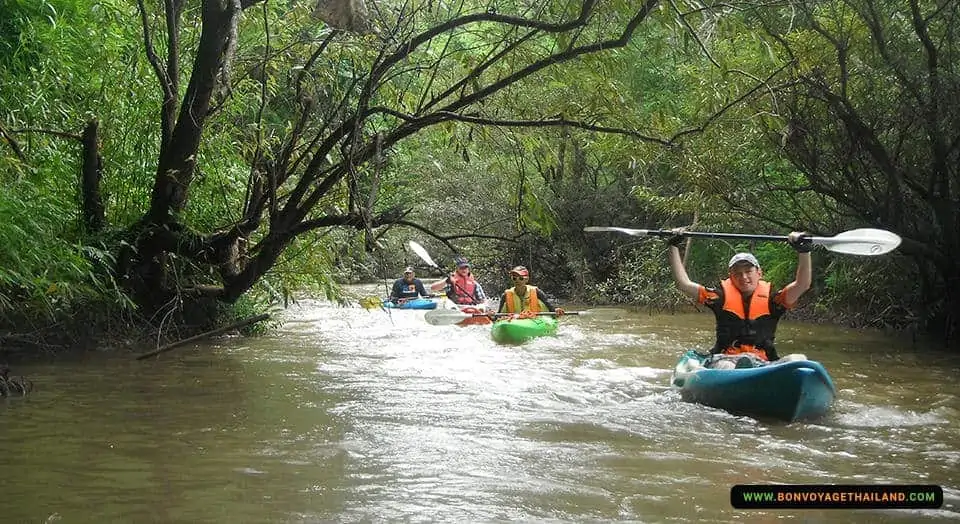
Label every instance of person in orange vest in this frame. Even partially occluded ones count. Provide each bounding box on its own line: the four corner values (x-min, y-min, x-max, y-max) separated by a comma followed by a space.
667, 232, 812, 369
496, 266, 564, 316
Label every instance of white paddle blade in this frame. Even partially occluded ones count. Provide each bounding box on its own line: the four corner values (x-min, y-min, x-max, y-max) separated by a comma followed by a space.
423, 309, 470, 326
583, 226, 654, 237
812, 228, 902, 255
408, 240, 439, 268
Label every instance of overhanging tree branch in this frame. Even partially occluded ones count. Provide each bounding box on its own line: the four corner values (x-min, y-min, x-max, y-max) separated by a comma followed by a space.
0, 123, 26, 161
671, 61, 793, 142
365, 106, 673, 145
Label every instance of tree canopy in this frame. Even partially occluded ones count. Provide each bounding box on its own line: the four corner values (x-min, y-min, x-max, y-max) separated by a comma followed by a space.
2, 0, 958, 349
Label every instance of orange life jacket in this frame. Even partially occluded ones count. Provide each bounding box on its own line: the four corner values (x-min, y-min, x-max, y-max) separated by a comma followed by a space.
713, 279, 778, 361
503, 286, 541, 313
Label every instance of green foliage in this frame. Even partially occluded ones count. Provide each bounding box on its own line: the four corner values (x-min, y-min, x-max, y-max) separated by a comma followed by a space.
813, 255, 919, 330
588, 243, 683, 306
0, 181, 132, 322
1, 0, 158, 223
0, 0, 150, 332
1, 0, 949, 349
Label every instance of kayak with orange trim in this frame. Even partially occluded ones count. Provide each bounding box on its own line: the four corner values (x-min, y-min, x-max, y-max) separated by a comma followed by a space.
455, 306, 492, 326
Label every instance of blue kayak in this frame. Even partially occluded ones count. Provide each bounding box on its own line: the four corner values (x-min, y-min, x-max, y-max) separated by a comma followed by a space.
671, 350, 836, 422
382, 297, 438, 310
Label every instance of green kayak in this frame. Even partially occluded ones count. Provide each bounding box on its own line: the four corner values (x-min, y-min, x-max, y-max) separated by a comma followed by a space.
490, 315, 558, 344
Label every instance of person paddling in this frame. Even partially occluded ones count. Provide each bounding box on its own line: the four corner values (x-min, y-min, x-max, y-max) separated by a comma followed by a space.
496, 266, 564, 316
667, 231, 812, 369
388, 266, 430, 304
430, 256, 487, 305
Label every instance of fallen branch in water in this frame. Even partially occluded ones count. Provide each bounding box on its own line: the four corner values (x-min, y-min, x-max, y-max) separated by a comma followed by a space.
0, 365, 33, 396
135, 313, 270, 360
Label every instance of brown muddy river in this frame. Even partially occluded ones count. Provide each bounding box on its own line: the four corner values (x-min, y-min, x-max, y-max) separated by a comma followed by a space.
2, 292, 958, 522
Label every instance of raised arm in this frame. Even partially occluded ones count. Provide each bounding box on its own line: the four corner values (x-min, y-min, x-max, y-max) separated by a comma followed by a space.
781, 232, 813, 306
668, 243, 701, 300
430, 276, 450, 292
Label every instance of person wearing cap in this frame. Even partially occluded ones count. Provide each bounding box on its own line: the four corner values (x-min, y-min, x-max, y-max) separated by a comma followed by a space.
430, 256, 487, 305
496, 266, 564, 315
667, 231, 813, 369
388, 266, 430, 303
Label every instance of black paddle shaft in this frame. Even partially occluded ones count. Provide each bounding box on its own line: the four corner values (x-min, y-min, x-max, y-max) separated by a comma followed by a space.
647, 230, 791, 242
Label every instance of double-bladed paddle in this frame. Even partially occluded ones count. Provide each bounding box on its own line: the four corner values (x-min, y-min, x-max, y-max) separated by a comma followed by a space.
409, 240, 480, 301
423, 308, 623, 326
583, 226, 901, 256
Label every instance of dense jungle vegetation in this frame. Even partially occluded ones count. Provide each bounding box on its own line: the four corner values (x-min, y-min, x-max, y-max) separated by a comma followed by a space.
1, 0, 957, 353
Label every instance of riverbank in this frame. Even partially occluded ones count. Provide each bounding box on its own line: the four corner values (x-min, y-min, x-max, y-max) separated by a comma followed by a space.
0, 299, 271, 361
0, 283, 931, 361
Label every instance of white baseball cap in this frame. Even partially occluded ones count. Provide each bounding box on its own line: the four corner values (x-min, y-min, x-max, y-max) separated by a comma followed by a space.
728, 252, 760, 269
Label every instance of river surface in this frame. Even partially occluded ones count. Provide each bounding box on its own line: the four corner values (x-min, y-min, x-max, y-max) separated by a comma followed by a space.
2, 290, 959, 523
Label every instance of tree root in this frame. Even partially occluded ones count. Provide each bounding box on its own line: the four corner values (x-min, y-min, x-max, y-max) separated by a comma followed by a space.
0, 365, 33, 397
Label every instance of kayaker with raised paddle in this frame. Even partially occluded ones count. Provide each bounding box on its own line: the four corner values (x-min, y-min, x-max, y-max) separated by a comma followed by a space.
667, 231, 812, 369
496, 266, 564, 317
388, 266, 430, 304
429, 256, 488, 305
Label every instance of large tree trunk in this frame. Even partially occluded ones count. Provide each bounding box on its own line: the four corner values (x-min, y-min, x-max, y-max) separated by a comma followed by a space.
146, 0, 241, 225
122, 0, 245, 317
118, 0, 663, 320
